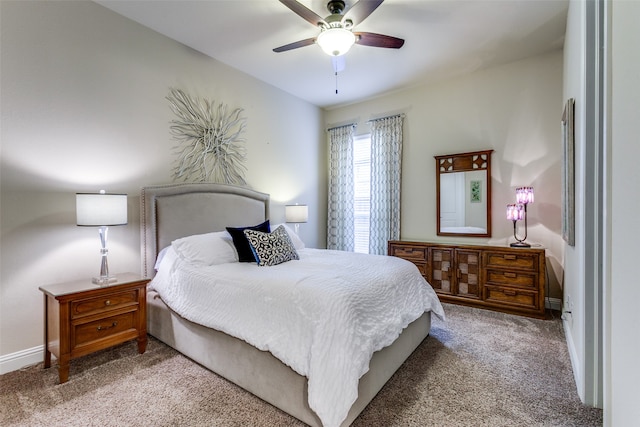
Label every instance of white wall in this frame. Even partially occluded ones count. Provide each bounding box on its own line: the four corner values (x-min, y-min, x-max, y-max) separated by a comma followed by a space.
562, 0, 588, 403
561, 0, 640, 422
0, 1, 325, 365
608, 1, 640, 424
325, 51, 565, 300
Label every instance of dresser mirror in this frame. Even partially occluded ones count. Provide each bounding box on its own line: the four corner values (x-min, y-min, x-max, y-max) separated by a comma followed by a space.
434, 150, 493, 237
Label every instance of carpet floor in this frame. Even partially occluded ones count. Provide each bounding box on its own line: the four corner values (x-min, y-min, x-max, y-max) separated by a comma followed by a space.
0, 303, 603, 426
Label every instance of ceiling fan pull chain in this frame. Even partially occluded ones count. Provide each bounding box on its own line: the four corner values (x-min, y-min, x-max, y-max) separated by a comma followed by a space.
335, 70, 339, 94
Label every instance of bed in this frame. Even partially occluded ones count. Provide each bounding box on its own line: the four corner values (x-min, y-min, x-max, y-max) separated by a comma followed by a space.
141, 182, 443, 427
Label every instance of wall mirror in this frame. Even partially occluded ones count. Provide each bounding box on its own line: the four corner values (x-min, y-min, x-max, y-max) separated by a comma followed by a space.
435, 150, 493, 237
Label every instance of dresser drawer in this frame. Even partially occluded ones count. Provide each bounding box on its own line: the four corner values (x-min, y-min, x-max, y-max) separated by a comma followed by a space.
413, 262, 428, 277
484, 252, 538, 271
485, 285, 539, 310
389, 244, 427, 261
71, 290, 139, 319
486, 269, 537, 289
73, 311, 137, 349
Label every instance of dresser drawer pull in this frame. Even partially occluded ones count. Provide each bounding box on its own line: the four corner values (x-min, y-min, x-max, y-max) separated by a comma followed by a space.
503, 255, 517, 260
503, 289, 517, 296
97, 321, 118, 331
105, 300, 111, 306
503, 272, 517, 278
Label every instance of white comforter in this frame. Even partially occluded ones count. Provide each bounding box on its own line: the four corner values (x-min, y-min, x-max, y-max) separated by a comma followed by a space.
151, 247, 444, 427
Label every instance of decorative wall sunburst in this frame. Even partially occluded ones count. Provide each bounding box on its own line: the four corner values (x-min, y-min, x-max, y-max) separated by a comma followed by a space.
166, 88, 247, 185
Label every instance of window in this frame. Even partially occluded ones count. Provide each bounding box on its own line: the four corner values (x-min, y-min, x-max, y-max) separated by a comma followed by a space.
353, 134, 371, 254
327, 116, 402, 254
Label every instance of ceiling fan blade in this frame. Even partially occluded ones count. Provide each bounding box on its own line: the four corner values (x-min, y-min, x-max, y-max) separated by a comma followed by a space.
354, 32, 405, 49
273, 37, 317, 53
279, 0, 327, 27
343, 0, 384, 25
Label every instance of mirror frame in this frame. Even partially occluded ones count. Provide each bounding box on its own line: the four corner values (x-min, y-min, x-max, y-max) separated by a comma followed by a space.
435, 149, 493, 237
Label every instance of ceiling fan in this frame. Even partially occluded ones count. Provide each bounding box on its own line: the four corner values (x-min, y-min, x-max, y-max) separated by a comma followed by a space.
273, 0, 405, 57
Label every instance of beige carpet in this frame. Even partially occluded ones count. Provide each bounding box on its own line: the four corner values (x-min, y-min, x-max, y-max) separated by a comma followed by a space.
0, 304, 602, 426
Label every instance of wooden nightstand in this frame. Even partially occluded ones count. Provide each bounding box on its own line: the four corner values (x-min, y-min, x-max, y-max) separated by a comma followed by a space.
39, 273, 149, 383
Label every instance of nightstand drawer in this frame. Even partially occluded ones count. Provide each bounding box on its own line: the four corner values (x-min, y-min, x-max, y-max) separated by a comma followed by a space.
486, 269, 536, 289
484, 252, 537, 271
73, 311, 137, 349
71, 290, 139, 319
485, 285, 539, 310
388, 244, 427, 261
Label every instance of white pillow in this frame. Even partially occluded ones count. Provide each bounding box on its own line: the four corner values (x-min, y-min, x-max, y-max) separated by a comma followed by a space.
149, 246, 179, 292
171, 231, 238, 266
154, 246, 171, 271
271, 223, 305, 250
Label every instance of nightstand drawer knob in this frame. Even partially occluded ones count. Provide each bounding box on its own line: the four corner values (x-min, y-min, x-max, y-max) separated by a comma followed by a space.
97, 321, 118, 331
105, 300, 111, 306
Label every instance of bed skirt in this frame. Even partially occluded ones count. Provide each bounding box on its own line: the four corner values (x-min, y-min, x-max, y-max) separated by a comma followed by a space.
147, 290, 432, 426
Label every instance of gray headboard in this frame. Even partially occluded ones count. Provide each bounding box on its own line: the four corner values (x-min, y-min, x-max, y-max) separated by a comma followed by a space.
140, 183, 270, 278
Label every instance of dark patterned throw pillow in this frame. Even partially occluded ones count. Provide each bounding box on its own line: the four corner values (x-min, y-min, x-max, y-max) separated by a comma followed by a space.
244, 225, 299, 266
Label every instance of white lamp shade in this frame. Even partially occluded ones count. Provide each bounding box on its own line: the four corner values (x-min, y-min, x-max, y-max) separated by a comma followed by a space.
317, 28, 356, 56
285, 205, 308, 223
76, 193, 128, 226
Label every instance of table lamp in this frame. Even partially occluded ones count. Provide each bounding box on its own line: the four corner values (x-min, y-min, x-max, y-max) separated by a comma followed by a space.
285, 204, 308, 235
506, 186, 534, 247
76, 190, 127, 284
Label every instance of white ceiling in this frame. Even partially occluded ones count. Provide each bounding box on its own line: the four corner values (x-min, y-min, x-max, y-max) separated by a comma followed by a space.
96, 0, 568, 109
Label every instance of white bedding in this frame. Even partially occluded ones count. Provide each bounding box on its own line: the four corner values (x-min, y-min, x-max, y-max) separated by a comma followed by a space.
151, 247, 444, 427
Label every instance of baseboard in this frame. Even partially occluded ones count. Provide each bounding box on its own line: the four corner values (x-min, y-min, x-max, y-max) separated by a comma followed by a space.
545, 297, 562, 311
562, 314, 585, 403
0, 345, 46, 374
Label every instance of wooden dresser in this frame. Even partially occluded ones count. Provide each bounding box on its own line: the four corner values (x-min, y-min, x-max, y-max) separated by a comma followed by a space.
388, 241, 547, 319
39, 273, 149, 383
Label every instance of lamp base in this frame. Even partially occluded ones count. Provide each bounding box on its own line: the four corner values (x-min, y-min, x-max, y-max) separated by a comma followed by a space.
510, 241, 531, 248
92, 276, 118, 286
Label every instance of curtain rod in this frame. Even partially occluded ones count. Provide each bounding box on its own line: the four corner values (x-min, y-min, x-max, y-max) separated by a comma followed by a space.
326, 122, 357, 132
366, 113, 405, 124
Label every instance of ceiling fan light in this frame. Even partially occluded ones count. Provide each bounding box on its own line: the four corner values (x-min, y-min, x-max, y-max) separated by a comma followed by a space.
317, 28, 356, 56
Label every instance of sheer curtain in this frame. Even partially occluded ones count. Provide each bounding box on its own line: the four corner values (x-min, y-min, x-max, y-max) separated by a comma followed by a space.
327, 124, 355, 251
369, 115, 404, 255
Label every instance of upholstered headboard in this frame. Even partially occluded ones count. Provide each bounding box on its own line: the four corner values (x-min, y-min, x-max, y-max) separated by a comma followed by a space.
140, 183, 270, 278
